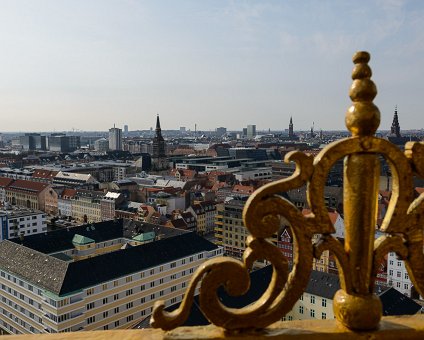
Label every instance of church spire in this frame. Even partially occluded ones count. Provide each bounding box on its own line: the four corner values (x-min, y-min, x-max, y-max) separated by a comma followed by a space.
390, 106, 401, 137
156, 114, 161, 131
289, 116, 294, 139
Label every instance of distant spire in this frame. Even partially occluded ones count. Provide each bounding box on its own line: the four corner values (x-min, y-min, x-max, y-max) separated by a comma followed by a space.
390, 105, 401, 137
156, 114, 161, 130
289, 116, 294, 138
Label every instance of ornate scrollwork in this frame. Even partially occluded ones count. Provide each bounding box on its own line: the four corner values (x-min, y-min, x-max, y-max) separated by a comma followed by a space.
151, 51, 424, 332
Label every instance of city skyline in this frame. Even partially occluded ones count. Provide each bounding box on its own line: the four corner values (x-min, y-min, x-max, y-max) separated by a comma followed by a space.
1, 1, 424, 132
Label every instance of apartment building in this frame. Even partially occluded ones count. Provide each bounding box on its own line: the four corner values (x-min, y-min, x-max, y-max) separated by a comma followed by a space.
214, 198, 278, 260
187, 201, 216, 235
0, 207, 47, 240
284, 270, 420, 322
387, 252, 415, 298
0, 220, 222, 334
71, 191, 104, 224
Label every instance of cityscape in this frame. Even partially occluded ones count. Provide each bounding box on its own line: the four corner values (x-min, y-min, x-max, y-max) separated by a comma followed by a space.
0, 109, 421, 333
0, 0, 424, 337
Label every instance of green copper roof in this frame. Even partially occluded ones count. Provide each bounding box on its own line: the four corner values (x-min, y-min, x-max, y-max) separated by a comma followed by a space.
72, 234, 95, 245
132, 231, 155, 242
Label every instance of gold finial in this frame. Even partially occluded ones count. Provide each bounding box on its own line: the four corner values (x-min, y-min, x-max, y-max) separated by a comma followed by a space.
345, 51, 380, 136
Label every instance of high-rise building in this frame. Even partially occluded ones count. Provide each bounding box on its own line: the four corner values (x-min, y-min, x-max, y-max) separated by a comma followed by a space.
216, 127, 227, 137
109, 125, 122, 151
246, 125, 256, 139
48, 134, 80, 152
124, 125, 129, 134
19, 133, 47, 151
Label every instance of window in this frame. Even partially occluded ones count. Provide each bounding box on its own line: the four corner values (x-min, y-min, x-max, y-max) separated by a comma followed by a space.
405, 272, 409, 280
389, 270, 393, 276
397, 271, 401, 278
322, 312, 327, 319
86, 302, 95, 310
126, 276, 132, 283
126, 302, 133, 309
150, 269, 154, 275
171, 286, 177, 292
310, 309, 315, 318
150, 294, 155, 300
171, 262, 176, 268
404, 283, 409, 290
114, 321, 119, 327
322, 298, 327, 307
114, 307, 120, 314
159, 278, 164, 284
102, 283, 108, 290
299, 305, 304, 314
126, 289, 133, 296
141, 284, 145, 291
114, 294, 119, 301
103, 311, 109, 318
126, 315, 133, 322
140, 297, 145, 304
102, 298, 108, 305
114, 280, 119, 287
310, 296, 315, 304
150, 282, 155, 288
396, 282, 401, 288
389, 260, 394, 265
87, 316, 95, 324
103, 325, 109, 330
397, 261, 402, 267
140, 272, 145, 279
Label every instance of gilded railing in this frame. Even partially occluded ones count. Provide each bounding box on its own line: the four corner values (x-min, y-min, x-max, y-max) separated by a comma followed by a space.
151, 51, 424, 331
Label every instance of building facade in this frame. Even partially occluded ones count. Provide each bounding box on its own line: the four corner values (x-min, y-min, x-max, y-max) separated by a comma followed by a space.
0, 221, 222, 334
108, 127, 122, 151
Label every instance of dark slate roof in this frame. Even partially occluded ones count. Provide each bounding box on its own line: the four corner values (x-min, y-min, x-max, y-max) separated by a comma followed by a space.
0, 240, 68, 294
305, 270, 340, 299
135, 267, 397, 329
0, 231, 218, 296
9, 220, 124, 254
379, 287, 421, 316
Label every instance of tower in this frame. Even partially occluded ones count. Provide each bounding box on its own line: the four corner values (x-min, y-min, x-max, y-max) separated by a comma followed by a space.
108, 125, 122, 151
390, 106, 401, 138
151, 115, 168, 171
288, 117, 294, 139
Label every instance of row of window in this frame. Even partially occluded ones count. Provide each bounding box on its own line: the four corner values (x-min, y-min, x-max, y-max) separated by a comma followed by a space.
299, 295, 327, 307
388, 270, 409, 280
84, 255, 204, 296
298, 306, 327, 319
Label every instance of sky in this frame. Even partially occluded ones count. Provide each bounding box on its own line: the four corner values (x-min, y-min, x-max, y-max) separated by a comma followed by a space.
0, 0, 423, 132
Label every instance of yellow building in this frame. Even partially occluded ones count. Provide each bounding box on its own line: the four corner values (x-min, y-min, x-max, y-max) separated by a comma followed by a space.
0, 220, 223, 334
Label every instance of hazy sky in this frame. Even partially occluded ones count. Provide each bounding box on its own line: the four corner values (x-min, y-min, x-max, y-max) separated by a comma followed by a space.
0, 0, 423, 132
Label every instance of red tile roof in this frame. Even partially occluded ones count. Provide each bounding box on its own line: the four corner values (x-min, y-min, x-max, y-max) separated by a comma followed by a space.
0, 177, 14, 188
6, 179, 49, 194
61, 188, 77, 198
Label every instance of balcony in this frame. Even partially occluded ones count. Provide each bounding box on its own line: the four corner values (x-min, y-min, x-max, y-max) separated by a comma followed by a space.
2, 51, 424, 339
